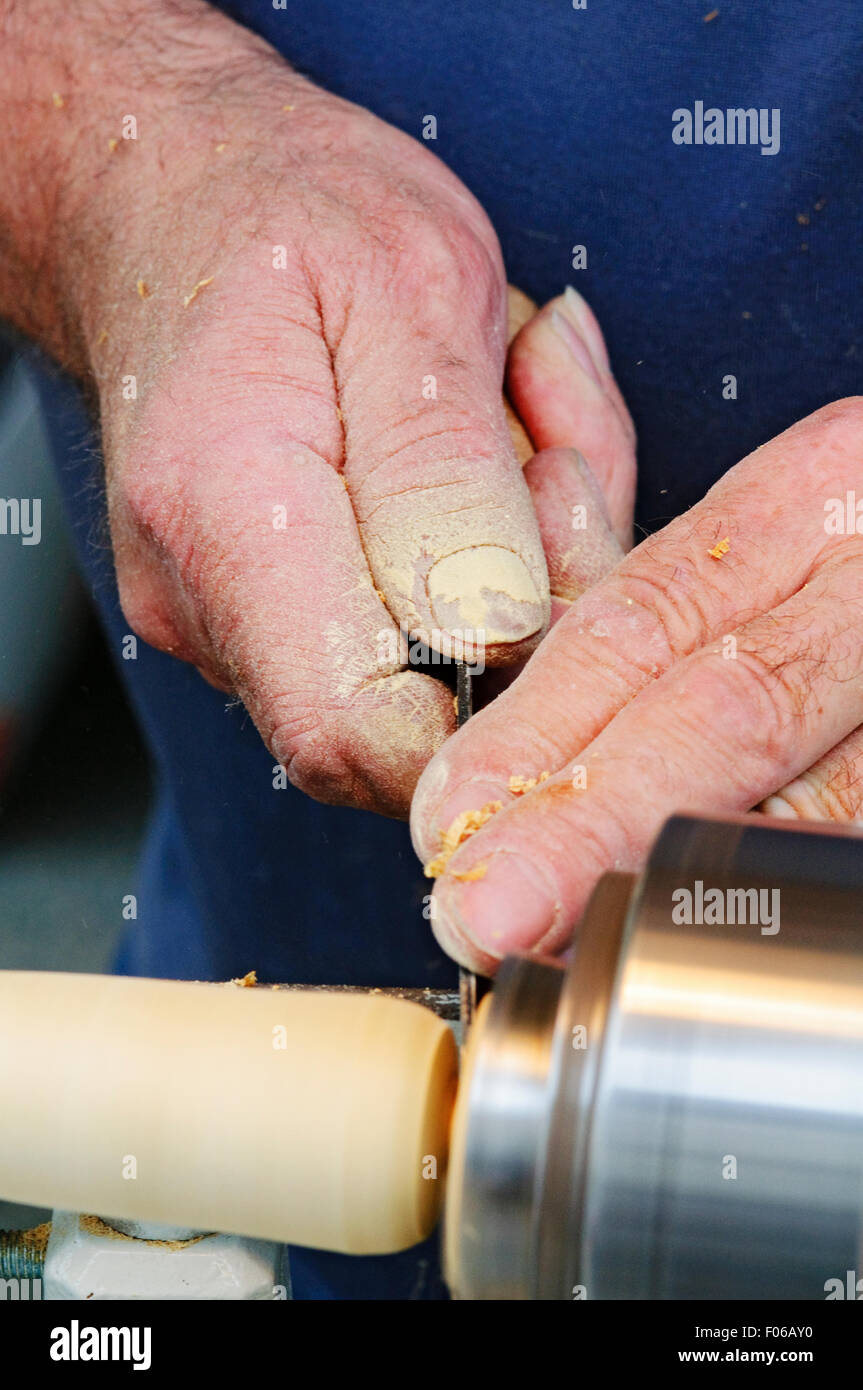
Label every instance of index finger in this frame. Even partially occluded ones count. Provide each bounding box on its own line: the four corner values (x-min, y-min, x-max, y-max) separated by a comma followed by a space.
411, 398, 863, 857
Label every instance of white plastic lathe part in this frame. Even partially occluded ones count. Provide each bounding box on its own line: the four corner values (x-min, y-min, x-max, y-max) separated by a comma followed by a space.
44, 1211, 281, 1301
0, 973, 458, 1255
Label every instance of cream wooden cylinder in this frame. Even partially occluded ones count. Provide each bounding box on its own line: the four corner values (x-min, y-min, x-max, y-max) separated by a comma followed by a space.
0, 972, 458, 1254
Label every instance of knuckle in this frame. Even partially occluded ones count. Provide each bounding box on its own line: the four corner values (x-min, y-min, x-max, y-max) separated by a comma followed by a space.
398, 216, 503, 325
269, 703, 359, 806
788, 396, 863, 490
714, 638, 809, 767
355, 417, 501, 508
808, 395, 863, 443
617, 557, 714, 663
118, 462, 260, 612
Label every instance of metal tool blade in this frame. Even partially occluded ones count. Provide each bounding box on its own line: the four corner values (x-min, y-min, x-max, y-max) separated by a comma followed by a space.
455, 661, 476, 1044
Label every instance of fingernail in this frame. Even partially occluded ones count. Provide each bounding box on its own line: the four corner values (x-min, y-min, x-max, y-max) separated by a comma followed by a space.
427, 545, 546, 645
563, 286, 611, 374
434, 850, 561, 963
550, 309, 603, 388
412, 768, 506, 862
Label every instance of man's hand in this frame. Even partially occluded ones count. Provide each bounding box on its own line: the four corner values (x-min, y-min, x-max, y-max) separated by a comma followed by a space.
0, 0, 634, 816
412, 400, 863, 971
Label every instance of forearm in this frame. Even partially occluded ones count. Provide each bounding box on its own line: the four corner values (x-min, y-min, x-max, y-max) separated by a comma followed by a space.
0, 0, 292, 372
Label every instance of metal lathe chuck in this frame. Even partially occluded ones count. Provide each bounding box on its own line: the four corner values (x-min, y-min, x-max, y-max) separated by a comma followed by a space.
444, 812, 863, 1300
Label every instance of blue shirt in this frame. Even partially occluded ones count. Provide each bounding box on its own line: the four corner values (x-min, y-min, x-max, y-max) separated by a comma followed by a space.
39, 0, 863, 1297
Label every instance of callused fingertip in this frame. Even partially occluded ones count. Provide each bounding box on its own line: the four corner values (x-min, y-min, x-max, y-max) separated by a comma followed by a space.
428, 876, 505, 976
426, 545, 548, 648
432, 849, 562, 969
410, 751, 455, 859
411, 769, 512, 865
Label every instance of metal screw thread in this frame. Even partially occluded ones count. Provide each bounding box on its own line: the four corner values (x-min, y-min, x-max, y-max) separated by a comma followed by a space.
0, 1226, 48, 1281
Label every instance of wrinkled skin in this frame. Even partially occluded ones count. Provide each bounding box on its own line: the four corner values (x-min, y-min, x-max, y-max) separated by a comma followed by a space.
7, 3, 855, 983
412, 396, 863, 972
37, 14, 636, 819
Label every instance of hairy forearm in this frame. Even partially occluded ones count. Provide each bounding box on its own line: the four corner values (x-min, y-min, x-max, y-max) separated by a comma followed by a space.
0, 0, 294, 372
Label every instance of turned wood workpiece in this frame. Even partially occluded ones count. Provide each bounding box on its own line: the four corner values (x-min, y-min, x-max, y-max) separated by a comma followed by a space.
0, 972, 458, 1254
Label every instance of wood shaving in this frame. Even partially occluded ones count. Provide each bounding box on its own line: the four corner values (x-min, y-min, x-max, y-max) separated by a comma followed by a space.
283, 104, 295, 112
136, 279, 150, 299
79, 1214, 205, 1251
52, 92, 64, 108
230, 970, 257, 988
508, 771, 550, 795
708, 537, 730, 559
451, 863, 488, 882
108, 138, 119, 153
183, 276, 214, 308
214, 142, 227, 153
424, 801, 502, 878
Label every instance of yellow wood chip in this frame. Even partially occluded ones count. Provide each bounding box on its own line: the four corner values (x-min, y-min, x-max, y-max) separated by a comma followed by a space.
708, 537, 730, 559
108, 138, 119, 153
508, 770, 550, 795
424, 801, 502, 878
451, 863, 488, 883
52, 93, 64, 109
230, 970, 257, 988
183, 276, 214, 308
136, 279, 150, 299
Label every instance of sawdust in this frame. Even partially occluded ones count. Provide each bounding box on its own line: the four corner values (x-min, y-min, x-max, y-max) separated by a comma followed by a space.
79, 1215, 207, 1251
424, 801, 502, 878
183, 276, 214, 308
17, 1222, 51, 1256
423, 770, 552, 877
708, 537, 730, 559
427, 546, 542, 640
230, 970, 258, 988
451, 863, 488, 882
508, 771, 550, 795
136, 279, 150, 299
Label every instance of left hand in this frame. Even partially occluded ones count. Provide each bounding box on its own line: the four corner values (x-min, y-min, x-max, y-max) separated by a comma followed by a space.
411, 398, 863, 972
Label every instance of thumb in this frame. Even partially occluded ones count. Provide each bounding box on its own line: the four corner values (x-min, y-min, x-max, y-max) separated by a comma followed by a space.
335, 256, 551, 669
